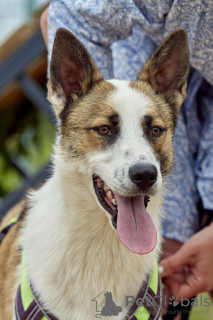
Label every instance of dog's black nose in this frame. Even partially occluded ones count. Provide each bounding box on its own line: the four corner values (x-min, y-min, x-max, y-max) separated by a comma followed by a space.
129, 164, 158, 190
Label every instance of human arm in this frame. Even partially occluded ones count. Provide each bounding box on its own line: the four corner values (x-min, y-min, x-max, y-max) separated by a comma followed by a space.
159, 222, 213, 300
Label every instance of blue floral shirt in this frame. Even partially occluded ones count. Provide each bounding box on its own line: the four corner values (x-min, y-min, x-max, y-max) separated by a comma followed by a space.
47, 0, 213, 242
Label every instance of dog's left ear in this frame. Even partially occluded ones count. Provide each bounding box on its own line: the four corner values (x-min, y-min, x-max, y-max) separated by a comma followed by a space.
138, 29, 189, 110
48, 28, 103, 117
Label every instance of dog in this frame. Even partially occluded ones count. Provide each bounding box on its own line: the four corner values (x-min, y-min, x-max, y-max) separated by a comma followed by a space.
0, 28, 189, 320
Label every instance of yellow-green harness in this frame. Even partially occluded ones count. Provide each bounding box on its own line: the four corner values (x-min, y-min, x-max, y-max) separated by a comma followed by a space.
17, 253, 162, 320
0, 216, 162, 320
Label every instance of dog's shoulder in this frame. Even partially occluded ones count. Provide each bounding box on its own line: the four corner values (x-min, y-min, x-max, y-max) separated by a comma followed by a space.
0, 200, 25, 231
0, 200, 27, 320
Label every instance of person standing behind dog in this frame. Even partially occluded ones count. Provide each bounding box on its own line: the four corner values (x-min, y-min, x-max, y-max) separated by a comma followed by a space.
40, 0, 213, 300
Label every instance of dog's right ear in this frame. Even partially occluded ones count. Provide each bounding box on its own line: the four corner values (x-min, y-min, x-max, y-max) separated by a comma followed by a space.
48, 28, 103, 117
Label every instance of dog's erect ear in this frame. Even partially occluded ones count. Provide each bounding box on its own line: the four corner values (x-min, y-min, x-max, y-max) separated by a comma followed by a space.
48, 28, 102, 116
138, 29, 189, 110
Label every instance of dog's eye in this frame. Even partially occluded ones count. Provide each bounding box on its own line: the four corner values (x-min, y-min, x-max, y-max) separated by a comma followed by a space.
98, 126, 110, 135
151, 127, 163, 136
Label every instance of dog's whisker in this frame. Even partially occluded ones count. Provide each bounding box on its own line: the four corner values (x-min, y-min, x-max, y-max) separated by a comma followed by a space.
160, 166, 171, 173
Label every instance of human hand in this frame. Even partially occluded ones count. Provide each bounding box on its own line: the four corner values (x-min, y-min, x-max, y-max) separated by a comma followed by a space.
160, 237, 183, 314
159, 223, 213, 300
40, 6, 49, 49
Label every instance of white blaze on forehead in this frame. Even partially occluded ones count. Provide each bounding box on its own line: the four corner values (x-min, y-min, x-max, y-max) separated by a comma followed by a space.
89, 79, 162, 195
108, 80, 151, 121
107, 80, 154, 161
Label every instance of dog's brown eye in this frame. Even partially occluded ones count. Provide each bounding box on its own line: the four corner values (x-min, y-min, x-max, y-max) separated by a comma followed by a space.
152, 127, 162, 136
98, 126, 110, 135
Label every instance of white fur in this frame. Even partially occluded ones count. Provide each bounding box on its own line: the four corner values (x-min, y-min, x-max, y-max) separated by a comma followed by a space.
20, 81, 164, 320
91, 80, 162, 198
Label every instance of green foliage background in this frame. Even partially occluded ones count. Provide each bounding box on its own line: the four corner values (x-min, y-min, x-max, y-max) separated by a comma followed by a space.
0, 99, 55, 205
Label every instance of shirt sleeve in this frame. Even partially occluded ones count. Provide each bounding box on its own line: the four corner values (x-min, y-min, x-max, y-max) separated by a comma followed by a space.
195, 79, 213, 211
48, 0, 213, 85
47, 0, 136, 79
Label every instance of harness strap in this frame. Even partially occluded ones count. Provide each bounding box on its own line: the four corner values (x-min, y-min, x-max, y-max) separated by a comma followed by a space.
15, 286, 45, 320
15, 250, 59, 320
9, 212, 161, 320
125, 262, 162, 320
16, 261, 162, 320
30, 284, 59, 320
0, 215, 21, 245
15, 285, 59, 320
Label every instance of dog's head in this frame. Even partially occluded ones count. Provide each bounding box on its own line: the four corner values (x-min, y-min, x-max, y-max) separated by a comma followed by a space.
48, 29, 189, 255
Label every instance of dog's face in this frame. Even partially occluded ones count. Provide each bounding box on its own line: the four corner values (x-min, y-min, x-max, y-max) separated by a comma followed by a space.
48, 29, 189, 255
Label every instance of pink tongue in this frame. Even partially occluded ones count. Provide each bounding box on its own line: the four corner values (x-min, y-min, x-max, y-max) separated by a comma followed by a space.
115, 194, 157, 255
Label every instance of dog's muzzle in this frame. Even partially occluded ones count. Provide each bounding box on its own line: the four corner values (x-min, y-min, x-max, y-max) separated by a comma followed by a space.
93, 175, 157, 255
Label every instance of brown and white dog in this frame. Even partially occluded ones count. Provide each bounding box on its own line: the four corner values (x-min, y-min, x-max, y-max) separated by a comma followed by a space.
0, 28, 189, 320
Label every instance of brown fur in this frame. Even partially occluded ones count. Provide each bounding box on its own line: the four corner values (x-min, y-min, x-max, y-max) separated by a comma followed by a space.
129, 30, 189, 177
49, 28, 103, 117
130, 81, 176, 176
0, 201, 26, 320
0, 201, 25, 231
49, 29, 189, 169
138, 29, 189, 110
60, 81, 119, 157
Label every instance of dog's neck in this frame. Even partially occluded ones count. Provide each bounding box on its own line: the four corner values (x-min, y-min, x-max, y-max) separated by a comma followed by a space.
22, 163, 161, 320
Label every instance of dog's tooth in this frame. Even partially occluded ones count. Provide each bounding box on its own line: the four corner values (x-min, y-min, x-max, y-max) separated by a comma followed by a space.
104, 185, 109, 192
111, 198, 117, 206
107, 191, 113, 199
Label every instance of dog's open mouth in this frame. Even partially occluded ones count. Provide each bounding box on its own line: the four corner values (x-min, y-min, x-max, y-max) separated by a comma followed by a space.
93, 176, 119, 229
93, 176, 157, 255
